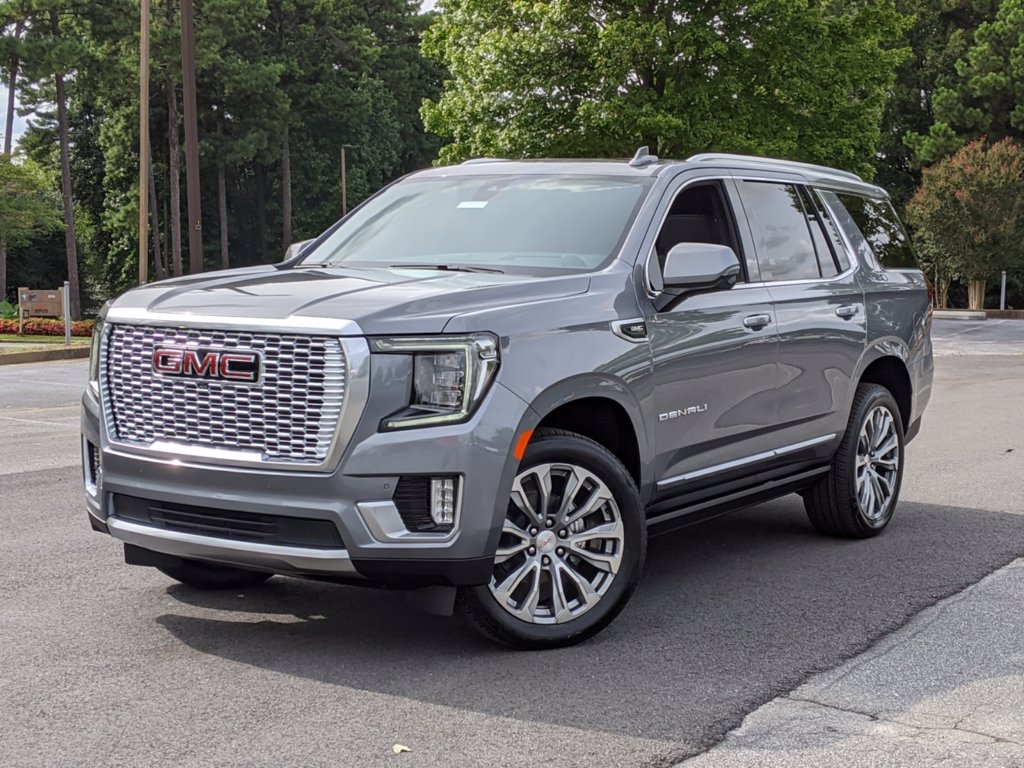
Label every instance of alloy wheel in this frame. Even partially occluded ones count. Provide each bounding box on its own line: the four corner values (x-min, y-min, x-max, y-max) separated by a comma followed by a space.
855, 404, 900, 522
489, 462, 624, 625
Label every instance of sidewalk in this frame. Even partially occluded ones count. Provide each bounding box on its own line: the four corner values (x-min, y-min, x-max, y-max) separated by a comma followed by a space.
680, 558, 1024, 767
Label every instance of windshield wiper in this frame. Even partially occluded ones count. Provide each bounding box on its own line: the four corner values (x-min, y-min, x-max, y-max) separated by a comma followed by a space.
389, 263, 505, 274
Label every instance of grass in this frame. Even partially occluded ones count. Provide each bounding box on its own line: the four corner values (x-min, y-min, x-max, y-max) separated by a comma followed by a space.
0, 334, 90, 345
0, 344, 58, 354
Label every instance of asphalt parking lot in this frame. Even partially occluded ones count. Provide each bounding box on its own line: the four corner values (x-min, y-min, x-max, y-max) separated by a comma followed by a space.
1, 319, 1022, 767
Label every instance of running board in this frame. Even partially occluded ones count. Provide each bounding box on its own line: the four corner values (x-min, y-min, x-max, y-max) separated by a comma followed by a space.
646, 466, 830, 535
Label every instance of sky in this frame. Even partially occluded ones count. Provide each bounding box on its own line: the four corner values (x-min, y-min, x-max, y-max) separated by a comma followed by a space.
1, 94, 27, 149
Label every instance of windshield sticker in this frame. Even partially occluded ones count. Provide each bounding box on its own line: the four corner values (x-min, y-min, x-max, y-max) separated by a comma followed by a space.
457, 201, 488, 209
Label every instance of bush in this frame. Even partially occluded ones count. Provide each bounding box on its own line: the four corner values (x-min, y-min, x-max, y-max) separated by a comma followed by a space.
0, 318, 95, 336
0, 301, 16, 319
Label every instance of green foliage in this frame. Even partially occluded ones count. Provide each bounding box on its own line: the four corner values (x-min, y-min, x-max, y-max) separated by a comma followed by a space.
0, 299, 15, 318
905, 139, 1024, 294
0, 154, 60, 247
908, 0, 1024, 162
2, 0, 442, 303
875, 0, 1000, 209
421, 0, 911, 175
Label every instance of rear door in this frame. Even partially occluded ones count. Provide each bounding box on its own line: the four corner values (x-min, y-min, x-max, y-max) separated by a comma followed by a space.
732, 179, 866, 447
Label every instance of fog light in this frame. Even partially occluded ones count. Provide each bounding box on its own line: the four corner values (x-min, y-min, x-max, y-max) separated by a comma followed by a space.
430, 477, 458, 526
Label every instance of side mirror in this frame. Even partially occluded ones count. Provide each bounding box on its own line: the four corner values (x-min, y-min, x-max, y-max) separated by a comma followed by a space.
283, 238, 314, 263
655, 243, 741, 311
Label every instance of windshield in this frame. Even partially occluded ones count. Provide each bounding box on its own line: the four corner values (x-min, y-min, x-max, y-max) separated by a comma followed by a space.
298, 174, 651, 275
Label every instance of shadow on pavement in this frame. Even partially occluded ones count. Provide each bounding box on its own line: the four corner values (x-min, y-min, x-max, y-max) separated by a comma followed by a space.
157, 498, 1024, 747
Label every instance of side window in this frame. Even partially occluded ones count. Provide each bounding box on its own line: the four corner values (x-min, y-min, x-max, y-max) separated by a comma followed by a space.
798, 188, 840, 278
808, 189, 851, 271
823, 192, 917, 270
735, 181, 820, 282
653, 181, 746, 280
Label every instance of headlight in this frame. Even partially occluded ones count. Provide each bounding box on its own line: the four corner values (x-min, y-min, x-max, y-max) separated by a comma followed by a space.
370, 333, 499, 429
88, 318, 105, 396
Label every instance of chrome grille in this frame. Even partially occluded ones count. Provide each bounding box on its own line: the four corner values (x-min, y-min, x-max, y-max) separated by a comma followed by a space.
102, 325, 346, 464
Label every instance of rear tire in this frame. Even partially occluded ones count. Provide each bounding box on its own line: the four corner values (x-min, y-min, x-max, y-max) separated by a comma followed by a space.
461, 428, 646, 650
804, 383, 905, 538
158, 559, 273, 590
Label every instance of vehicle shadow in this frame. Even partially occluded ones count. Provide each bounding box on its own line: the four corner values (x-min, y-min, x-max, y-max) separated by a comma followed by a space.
157, 498, 1024, 745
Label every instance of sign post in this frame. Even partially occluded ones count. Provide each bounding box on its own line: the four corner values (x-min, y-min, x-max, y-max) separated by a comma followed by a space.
63, 281, 72, 343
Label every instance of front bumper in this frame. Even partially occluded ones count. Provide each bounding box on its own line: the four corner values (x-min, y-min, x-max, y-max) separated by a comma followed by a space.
82, 374, 533, 587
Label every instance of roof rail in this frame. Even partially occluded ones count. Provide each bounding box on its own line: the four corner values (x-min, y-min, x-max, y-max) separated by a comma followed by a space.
461, 157, 509, 165
687, 153, 863, 182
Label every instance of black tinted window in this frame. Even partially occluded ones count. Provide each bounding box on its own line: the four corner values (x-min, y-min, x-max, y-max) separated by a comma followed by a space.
810, 189, 851, 270
799, 188, 840, 278
826, 192, 917, 270
736, 181, 820, 282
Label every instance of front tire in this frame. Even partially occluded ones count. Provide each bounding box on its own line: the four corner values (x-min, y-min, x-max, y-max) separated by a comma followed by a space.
804, 383, 905, 538
158, 559, 274, 590
461, 428, 646, 649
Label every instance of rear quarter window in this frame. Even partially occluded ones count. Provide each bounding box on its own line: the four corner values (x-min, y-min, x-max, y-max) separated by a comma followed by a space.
821, 191, 919, 270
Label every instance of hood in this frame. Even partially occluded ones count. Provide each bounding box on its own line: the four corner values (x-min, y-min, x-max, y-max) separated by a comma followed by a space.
107, 264, 591, 335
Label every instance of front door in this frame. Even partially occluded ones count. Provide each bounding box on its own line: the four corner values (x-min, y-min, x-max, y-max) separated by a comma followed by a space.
644, 178, 781, 499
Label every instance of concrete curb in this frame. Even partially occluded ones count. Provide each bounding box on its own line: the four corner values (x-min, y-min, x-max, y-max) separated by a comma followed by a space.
0, 346, 90, 366
933, 310, 986, 321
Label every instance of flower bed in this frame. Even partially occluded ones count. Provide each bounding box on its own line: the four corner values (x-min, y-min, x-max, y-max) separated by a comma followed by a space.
0, 318, 95, 337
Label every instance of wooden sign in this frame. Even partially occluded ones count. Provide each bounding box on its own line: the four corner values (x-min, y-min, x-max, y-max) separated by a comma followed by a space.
17, 286, 66, 334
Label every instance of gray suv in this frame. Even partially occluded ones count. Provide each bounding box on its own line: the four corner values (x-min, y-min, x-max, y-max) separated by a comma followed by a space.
82, 150, 933, 649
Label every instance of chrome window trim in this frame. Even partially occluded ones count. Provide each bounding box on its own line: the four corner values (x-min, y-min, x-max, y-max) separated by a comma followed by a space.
657, 433, 837, 489
99, 327, 371, 473
638, 173, 864, 299
729, 262, 858, 290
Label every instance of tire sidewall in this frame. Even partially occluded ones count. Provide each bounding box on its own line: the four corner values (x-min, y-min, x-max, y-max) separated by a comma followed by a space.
464, 432, 646, 648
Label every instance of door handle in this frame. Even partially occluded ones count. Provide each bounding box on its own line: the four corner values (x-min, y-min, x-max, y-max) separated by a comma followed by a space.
835, 304, 860, 319
743, 314, 772, 330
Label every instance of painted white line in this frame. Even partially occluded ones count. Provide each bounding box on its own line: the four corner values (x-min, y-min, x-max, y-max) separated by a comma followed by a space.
0, 414, 79, 427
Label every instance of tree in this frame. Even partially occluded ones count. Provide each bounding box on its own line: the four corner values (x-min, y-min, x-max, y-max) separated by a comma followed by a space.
0, 154, 60, 297
875, 0, 999, 209
905, 138, 1024, 309
13, 1, 103, 319
421, 0, 910, 175
908, 0, 1024, 163
5, 0, 441, 307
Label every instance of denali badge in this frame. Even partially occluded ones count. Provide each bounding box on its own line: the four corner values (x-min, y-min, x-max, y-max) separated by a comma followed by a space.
153, 347, 261, 383
659, 404, 708, 421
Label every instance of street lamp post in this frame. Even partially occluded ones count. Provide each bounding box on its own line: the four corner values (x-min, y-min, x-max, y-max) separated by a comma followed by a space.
341, 144, 354, 216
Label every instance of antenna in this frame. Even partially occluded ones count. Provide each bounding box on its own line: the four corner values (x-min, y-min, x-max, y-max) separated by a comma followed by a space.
629, 146, 659, 168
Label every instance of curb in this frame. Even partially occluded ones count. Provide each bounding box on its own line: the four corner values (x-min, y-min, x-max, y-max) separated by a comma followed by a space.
933, 310, 986, 321
0, 346, 91, 366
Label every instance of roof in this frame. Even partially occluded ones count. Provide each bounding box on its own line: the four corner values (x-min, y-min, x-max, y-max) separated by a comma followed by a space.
412, 152, 886, 196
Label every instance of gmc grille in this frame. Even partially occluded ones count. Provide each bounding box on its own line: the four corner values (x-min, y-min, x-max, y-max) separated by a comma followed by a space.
102, 324, 345, 464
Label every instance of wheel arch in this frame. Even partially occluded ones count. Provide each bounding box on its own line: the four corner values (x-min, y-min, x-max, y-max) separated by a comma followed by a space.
520, 376, 652, 498
857, 347, 913, 431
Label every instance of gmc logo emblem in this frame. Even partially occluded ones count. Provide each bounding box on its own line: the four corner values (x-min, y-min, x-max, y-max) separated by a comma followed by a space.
153, 347, 261, 383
